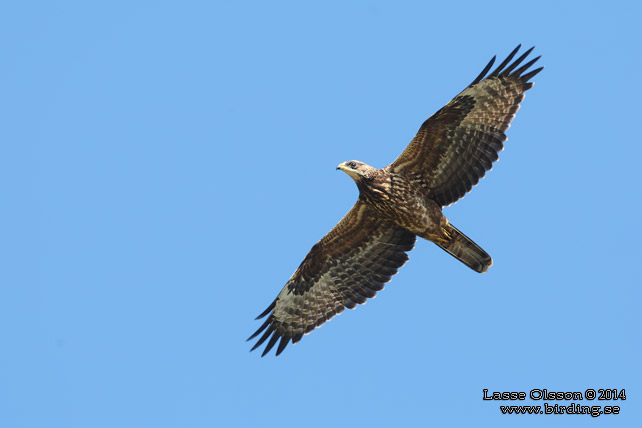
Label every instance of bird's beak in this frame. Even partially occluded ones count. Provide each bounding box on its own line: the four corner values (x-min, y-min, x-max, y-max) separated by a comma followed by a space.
336, 163, 345, 171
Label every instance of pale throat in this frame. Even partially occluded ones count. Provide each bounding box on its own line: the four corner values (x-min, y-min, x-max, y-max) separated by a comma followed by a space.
344, 170, 362, 181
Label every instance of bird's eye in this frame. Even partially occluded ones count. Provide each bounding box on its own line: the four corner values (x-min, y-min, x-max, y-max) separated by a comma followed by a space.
348, 161, 357, 168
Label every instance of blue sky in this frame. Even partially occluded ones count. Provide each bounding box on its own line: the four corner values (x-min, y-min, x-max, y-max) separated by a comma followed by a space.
2, 1, 641, 427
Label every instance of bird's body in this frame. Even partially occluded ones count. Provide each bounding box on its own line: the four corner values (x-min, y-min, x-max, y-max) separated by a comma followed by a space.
249, 45, 543, 356
350, 164, 447, 244
340, 161, 491, 272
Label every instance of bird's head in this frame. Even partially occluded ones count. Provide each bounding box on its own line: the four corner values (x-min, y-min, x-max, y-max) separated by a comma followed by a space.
336, 160, 373, 182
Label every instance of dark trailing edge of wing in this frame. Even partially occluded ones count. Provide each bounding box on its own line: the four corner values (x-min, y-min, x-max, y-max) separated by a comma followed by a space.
470, 44, 543, 87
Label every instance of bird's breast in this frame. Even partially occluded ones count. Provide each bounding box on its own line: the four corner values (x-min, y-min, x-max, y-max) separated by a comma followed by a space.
360, 173, 443, 234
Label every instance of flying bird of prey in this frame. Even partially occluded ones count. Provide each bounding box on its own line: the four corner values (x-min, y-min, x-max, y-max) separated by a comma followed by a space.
249, 45, 542, 356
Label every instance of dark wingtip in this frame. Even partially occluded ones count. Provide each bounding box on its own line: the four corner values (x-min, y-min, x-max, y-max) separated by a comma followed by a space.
247, 317, 271, 342
255, 300, 276, 320
261, 332, 281, 357
511, 55, 541, 78
470, 55, 496, 86
501, 46, 535, 76
521, 66, 544, 82
475, 44, 543, 84
249, 322, 274, 352
275, 336, 290, 356
490, 44, 521, 77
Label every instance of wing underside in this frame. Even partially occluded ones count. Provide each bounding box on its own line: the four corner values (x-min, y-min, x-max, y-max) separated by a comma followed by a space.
390, 45, 543, 206
248, 201, 416, 356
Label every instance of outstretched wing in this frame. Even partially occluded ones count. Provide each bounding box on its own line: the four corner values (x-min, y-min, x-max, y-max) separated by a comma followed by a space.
389, 45, 543, 207
248, 201, 416, 357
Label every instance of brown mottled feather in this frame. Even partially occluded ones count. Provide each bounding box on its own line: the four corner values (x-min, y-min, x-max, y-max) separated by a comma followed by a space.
390, 45, 542, 207
250, 45, 542, 356
248, 201, 415, 356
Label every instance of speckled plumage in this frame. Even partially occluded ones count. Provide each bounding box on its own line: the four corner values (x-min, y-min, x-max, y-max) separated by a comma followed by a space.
249, 45, 543, 356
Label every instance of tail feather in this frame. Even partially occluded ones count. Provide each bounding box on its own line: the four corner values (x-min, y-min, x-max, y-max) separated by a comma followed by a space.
436, 224, 492, 273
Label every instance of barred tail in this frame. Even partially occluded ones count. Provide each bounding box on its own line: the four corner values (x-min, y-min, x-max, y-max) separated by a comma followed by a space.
436, 224, 492, 273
